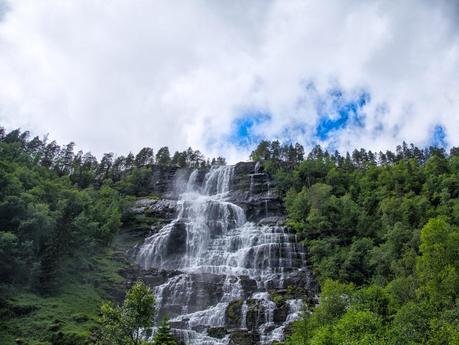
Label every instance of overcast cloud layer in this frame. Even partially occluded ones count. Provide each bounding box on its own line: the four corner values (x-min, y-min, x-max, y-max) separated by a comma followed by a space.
0, 0, 458, 162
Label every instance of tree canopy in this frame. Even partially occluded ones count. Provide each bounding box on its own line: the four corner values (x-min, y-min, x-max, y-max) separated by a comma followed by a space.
97, 281, 158, 345
249, 140, 459, 345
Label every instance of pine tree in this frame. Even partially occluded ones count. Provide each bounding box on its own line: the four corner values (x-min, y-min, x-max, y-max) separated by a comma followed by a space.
125, 152, 135, 170
155, 146, 171, 166
56, 142, 75, 175
41, 140, 60, 168
134, 147, 154, 167
152, 318, 177, 345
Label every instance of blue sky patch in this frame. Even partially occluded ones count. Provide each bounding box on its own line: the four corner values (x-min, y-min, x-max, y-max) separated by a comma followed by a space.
227, 88, 372, 150
431, 125, 447, 148
229, 111, 271, 147
315, 90, 369, 140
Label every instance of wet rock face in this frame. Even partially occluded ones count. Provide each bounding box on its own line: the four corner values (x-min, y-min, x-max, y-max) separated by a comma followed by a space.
146, 199, 178, 219
229, 330, 260, 345
141, 165, 208, 198
164, 222, 187, 256
239, 276, 258, 299
147, 165, 183, 196
130, 162, 284, 223
207, 327, 227, 339
273, 301, 289, 324
127, 164, 316, 345
229, 162, 285, 223
128, 198, 178, 230
246, 300, 265, 331
158, 273, 227, 317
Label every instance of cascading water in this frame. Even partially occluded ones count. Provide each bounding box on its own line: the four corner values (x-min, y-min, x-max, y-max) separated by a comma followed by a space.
136, 165, 312, 344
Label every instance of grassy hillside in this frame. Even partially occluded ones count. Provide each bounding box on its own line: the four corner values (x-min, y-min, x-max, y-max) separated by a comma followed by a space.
1, 241, 126, 344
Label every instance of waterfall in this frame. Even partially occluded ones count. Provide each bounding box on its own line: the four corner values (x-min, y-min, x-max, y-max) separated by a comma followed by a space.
136, 165, 310, 344
240, 301, 248, 329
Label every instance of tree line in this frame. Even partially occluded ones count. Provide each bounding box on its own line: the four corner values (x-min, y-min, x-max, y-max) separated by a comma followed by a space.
251, 138, 457, 168
0, 128, 226, 188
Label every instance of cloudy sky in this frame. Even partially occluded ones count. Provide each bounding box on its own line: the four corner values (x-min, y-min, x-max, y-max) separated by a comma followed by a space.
0, 0, 458, 162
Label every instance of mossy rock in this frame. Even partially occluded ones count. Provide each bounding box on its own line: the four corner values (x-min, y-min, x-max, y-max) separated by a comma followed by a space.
225, 300, 243, 329
228, 330, 259, 345
246, 300, 264, 331
271, 292, 285, 306
273, 300, 289, 323
208, 327, 227, 339
285, 285, 308, 299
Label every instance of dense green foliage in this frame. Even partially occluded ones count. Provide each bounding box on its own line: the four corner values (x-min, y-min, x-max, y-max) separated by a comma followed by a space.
0, 131, 122, 294
97, 281, 156, 345
96, 281, 177, 345
151, 318, 178, 345
251, 141, 459, 344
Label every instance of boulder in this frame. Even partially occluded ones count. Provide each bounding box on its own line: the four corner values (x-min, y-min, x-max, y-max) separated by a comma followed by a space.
165, 221, 187, 256
228, 330, 260, 345
273, 301, 289, 323
225, 300, 243, 329
246, 299, 265, 331
207, 327, 227, 339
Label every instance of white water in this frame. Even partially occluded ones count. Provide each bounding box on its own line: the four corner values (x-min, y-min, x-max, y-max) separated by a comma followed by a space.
136, 165, 308, 344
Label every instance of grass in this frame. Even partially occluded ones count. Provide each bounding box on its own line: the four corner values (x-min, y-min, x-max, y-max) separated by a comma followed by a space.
0, 247, 128, 345
134, 193, 161, 200
1, 287, 101, 344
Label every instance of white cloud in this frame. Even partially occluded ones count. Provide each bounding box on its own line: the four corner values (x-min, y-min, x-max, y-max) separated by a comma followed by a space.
0, 0, 458, 162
